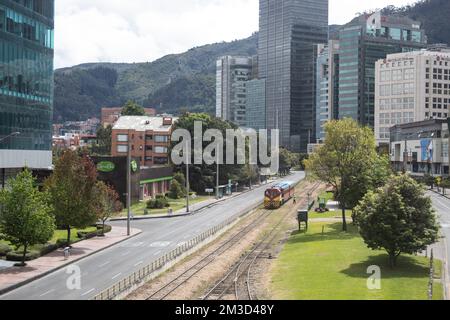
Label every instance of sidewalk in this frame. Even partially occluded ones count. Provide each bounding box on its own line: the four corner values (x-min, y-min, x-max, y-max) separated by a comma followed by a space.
0, 226, 141, 295
110, 183, 271, 222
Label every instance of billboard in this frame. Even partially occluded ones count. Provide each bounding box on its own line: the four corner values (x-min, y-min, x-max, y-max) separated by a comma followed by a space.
421, 139, 433, 162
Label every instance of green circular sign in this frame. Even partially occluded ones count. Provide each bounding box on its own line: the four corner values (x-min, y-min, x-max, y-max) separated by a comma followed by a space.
97, 161, 115, 173
131, 160, 138, 172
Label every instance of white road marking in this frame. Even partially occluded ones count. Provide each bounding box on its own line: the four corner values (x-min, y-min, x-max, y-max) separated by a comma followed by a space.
149, 241, 171, 248
81, 288, 95, 297
40, 289, 55, 297
112, 273, 122, 280
121, 251, 130, 257
153, 250, 162, 256
98, 261, 110, 268
134, 261, 143, 267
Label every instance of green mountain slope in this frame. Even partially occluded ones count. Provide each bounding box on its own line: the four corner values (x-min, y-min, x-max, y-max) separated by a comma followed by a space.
54, 33, 258, 121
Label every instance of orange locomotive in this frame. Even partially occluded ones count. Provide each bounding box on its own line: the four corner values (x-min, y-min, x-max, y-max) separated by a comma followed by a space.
264, 181, 295, 209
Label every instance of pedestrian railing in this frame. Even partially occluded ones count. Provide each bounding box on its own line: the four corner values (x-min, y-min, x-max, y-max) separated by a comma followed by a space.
92, 209, 251, 300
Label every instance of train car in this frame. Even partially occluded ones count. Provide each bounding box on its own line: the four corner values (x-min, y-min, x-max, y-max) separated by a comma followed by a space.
264, 181, 295, 209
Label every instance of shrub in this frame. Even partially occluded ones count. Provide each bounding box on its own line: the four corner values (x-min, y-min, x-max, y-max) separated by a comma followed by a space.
6, 250, 40, 262
0, 243, 12, 256
56, 239, 70, 248
39, 243, 58, 256
169, 180, 185, 199
147, 197, 169, 209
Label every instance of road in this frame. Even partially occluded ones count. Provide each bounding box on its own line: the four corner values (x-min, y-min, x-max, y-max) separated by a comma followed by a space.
428, 191, 450, 298
0, 172, 305, 300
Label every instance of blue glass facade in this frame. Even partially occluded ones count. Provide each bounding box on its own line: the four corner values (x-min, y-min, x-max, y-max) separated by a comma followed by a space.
0, 0, 54, 152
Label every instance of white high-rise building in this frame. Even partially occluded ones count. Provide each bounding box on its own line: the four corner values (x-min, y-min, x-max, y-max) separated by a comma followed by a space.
216, 56, 254, 127
375, 50, 450, 145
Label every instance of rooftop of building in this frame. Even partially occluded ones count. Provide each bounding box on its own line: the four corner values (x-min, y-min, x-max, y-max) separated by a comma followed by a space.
346, 12, 422, 30
382, 49, 450, 61
112, 116, 178, 133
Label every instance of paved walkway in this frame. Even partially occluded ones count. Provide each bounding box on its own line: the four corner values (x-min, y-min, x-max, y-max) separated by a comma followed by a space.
0, 226, 141, 294
110, 183, 272, 221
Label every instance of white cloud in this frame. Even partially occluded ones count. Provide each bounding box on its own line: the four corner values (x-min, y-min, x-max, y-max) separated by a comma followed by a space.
55, 0, 417, 69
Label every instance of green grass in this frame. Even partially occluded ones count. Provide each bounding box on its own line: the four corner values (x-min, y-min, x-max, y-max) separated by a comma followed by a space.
270, 222, 444, 300
0, 226, 99, 257
117, 195, 212, 217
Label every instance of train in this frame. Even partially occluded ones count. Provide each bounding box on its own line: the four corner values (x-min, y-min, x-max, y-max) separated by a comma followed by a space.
264, 181, 295, 209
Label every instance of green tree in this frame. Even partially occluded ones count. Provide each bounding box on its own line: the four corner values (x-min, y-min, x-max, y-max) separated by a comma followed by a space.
170, 113, 246, 194
0, 170, 55, 266
45, 150, 98, 244
168, 180, 185, 199
173, 172, 187, 194
354, 174, 440, 267
94, 182, 122, 236
304, 119, 391, 231
91, 125, 112, 155
121, 100, 146, 116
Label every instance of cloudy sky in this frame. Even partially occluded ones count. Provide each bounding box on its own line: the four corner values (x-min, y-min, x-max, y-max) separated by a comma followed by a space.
55, 0, 417, 69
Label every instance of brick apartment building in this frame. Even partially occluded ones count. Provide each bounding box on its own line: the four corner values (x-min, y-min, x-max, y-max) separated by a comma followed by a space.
111, 116, 176, 167
101, 107, 157, 128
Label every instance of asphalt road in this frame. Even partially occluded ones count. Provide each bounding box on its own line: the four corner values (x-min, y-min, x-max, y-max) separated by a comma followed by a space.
0, 171, 305, 300
428, 191, 450, 290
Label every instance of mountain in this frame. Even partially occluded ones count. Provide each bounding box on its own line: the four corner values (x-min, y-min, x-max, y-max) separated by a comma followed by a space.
54, 0, 450, 122
54, 33, 258, 122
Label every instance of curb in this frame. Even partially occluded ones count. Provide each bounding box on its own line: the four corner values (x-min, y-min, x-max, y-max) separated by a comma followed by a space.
0, 228, 142, 297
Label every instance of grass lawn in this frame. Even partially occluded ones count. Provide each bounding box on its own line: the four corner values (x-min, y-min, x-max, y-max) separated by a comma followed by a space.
117, 195, 212, 217
0, 226, 99, 257
270, 222, 444, 300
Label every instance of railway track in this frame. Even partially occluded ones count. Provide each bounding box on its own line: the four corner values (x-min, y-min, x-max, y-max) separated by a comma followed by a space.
202, 182, 321, 301
143, 181, 320, 301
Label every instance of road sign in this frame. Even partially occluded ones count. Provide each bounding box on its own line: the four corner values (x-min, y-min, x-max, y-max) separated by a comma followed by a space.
205, 188, 214, 193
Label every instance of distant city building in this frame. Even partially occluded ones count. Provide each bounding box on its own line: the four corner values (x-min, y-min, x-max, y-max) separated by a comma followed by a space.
338, 12, 427, 129
390, 119, 449, 176
315, 40, 340, 142
216, 56, 255, 127
245, 79, 266, 131
375, 50, 450, 145
111, 116, 176, 167
101, 107, 156, 128
259, 0, 329, 152
0, 0, 55, 184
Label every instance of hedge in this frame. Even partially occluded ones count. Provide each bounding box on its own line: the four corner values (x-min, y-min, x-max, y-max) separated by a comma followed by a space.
0, 243, 12, 256
6, 250, 40, 262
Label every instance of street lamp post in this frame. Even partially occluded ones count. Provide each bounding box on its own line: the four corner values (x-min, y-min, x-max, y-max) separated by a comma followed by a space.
216, 151, 220, 200
185, 139, 190, 213
126, 131, 132, 236
0, 132, 21, 144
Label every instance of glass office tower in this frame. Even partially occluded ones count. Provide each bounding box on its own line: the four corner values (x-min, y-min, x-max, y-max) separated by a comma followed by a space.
0, 0, 54, 173
338, 13, 426, 128
259, 0, 329, 152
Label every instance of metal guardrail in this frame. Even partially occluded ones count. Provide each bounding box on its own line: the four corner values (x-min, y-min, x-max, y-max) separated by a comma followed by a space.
92, 211, 246, 300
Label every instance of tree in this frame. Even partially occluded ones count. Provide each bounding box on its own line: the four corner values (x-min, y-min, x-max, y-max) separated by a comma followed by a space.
304, 119, 390, 231
354, 174, 440, 268
173, 172, 187, 195
169, 180, 185, 199
45, 150, 99, 245
121, 100, 146, 116
0, 170, 55, 266
91, 125, 112, 155
94, 182, 122, 236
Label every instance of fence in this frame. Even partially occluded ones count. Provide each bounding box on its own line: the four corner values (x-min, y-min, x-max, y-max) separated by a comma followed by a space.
92, 207, 254, 300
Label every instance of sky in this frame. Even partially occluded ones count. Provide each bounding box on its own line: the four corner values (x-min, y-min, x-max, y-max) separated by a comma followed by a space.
55, 0, 418, 69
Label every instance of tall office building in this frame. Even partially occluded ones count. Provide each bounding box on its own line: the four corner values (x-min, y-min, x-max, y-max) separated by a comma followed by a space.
338, 12, 427, 128
315, 40, 340, 142
0, 0, 54, 186
246, 78, 266, 131
216, 56, 254, 127
259, 0, 329, 152
375, 50, 450, 145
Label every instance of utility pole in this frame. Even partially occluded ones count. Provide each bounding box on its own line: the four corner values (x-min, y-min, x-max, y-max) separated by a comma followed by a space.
185, 139, 190, 213
126, 130, 131, 236
216, 151, 220, 200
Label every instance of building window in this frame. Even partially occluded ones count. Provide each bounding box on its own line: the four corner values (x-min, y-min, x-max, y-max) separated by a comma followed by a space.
117, 134, 128, 142
155, 146, 168, 154
154, 135, 168, 143
117, 145, 128, 153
